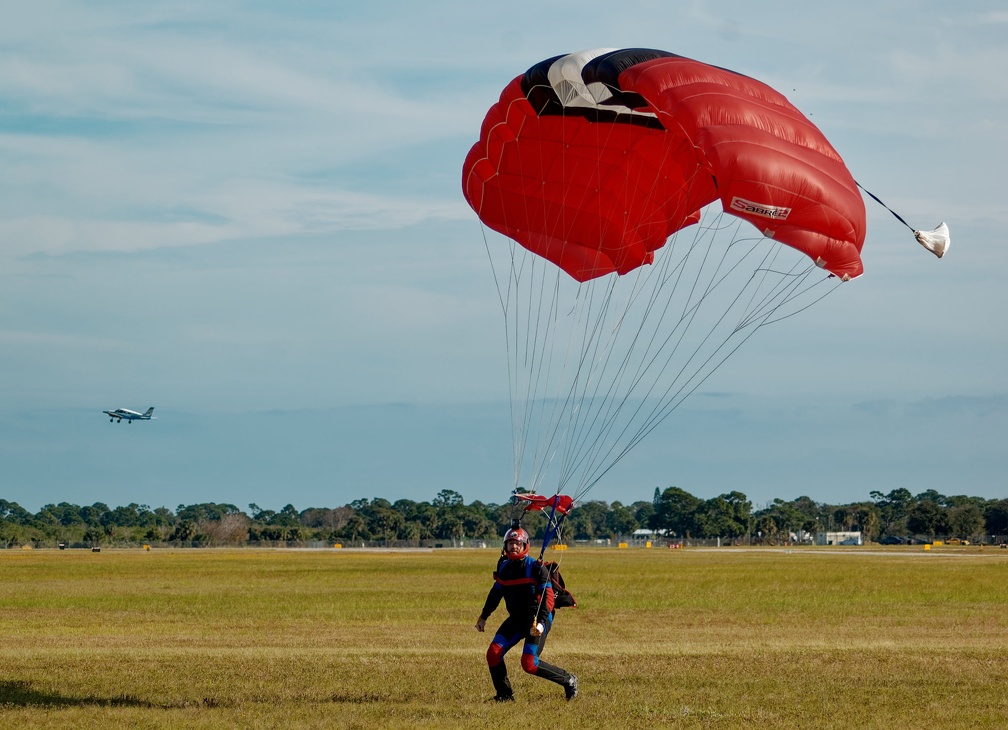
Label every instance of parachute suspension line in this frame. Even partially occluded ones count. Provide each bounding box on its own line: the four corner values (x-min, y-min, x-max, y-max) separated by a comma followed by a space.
634, 251, 822, 438
527, 277, 614, 495
526, 266, 579, 493
480, 220, 526, 489
558, 229, 696, 494
559, 180, 749, 498
480, 223, 510, 316
517, 94, 597, 495
549, 114, 698, 495
554, 278, 622, 492
512, 243, 564, 493
514, 99, 635, 496
612, 259, 823, 479
537, 498, 566, 559
530, 156, 695, 497
564, 215, 733, 502
578, 277, 837, 502
568, 215, 842, 504
755, 270, 839, 327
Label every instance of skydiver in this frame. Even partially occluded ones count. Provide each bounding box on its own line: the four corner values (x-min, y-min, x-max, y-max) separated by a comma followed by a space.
475, 525, 578, 702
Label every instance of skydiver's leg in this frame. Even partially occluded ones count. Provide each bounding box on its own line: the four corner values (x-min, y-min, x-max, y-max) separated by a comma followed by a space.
519, 614, 575, 692
486, 616, 523, 700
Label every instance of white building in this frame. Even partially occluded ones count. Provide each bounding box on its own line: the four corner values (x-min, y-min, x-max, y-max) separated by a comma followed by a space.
629, 528, 669, 545
816, 531, 862, 546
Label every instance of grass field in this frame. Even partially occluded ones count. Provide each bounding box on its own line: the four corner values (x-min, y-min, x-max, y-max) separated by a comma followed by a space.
2, 546, 1006, 728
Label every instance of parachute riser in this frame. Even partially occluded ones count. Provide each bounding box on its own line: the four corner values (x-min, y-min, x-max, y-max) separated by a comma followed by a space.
536, 500, 568, 562
510, 491, 573, 560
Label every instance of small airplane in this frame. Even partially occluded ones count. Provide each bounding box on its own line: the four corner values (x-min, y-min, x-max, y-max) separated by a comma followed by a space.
103, 407, 155, 424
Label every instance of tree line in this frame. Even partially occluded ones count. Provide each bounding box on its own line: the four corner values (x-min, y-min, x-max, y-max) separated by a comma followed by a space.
1, 487, 1006, 548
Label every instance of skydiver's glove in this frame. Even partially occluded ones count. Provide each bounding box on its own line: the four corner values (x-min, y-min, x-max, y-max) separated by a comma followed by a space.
530, 622, 544, 637
475, 616, 487, 632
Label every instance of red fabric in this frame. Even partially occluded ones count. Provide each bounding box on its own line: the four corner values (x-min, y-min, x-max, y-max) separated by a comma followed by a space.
462, 52, 865, 281
514, 493, 574, 516
543, 585, 555, 614
521, 652, 538, 673
494, 574, 536, 587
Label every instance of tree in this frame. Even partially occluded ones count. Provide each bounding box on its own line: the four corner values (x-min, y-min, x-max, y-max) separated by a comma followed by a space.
606, 502, 639, 538
871, 488, 913, 534
0, 519, 28, 548
433, 489, 464, 508
408, 502, 439, 539
907, 500, 948, 538
177, 503, 241, 523
338, 512, 369, 543
696, 492, 750, 541
170, 520, 197, 543
632, 500, 655, 530
200, 513, 250, 546
0, 500, 33, 523
947, 503, 984, 540
915, 489, 949, 507
985, 499, 1008, 538
763, 499, 807, 540
458, 504, 496, 542
80, 503, 111, 528
653, 487, 701, 538
369, 506, 405, 546
854, 503, 881, 542
569, 501, 609, 540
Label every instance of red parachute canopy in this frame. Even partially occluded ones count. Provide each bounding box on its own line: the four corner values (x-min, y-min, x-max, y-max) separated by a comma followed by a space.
462, 48, 866, 282
514, 493, 574, 516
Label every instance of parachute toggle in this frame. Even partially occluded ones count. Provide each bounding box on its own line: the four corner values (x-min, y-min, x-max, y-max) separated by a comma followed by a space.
914, 222, 950, 258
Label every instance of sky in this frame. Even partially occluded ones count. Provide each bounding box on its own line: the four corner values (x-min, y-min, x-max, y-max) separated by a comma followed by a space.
1, 1, 1005, 515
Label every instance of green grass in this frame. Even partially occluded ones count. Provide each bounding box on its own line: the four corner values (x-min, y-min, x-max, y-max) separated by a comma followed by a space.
2, 546, 1006, 728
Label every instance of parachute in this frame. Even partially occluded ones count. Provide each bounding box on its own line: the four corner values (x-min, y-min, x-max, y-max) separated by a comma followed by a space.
461, 49, 946, 543
463, 48, 867, 283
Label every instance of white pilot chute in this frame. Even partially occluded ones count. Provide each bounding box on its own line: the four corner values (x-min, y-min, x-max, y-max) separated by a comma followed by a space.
915, 222, 950, 258
856, 183, 950, 262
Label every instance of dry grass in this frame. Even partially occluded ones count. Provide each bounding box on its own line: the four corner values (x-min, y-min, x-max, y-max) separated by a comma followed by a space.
2, 546, 1006, 728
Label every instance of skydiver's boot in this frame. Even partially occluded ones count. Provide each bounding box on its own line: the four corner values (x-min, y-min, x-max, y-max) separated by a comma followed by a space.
533, 661, 578, 699
489, 662, 514, 702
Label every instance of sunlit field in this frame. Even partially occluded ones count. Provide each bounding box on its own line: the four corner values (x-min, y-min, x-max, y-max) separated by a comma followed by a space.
2, 546, 1006, 729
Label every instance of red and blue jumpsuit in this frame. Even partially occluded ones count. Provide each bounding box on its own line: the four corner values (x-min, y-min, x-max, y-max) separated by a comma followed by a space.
479, 553, 574, 699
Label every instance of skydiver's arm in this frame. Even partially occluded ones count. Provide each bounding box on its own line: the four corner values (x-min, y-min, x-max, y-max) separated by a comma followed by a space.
479, 580, 503, 622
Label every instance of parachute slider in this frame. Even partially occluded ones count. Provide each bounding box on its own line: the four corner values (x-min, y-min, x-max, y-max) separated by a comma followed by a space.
914, 222, 950, 258
513, 492, 574, 516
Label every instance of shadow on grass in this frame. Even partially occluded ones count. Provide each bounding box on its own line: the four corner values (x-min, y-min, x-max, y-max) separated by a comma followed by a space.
0, 680, 223, 709
0, 681, 390, 709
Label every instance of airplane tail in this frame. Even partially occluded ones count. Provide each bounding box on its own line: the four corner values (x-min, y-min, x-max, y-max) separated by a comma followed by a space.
143, 407, 155, 418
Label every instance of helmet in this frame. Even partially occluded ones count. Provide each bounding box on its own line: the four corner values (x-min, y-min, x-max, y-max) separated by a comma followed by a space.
503, 527, 529, 560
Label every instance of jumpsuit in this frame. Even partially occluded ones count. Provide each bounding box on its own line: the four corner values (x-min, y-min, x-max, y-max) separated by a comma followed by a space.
478, 553, 575, 700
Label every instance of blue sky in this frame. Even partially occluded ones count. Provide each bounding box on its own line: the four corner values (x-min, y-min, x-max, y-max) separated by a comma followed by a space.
1, 1, 1005, 514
